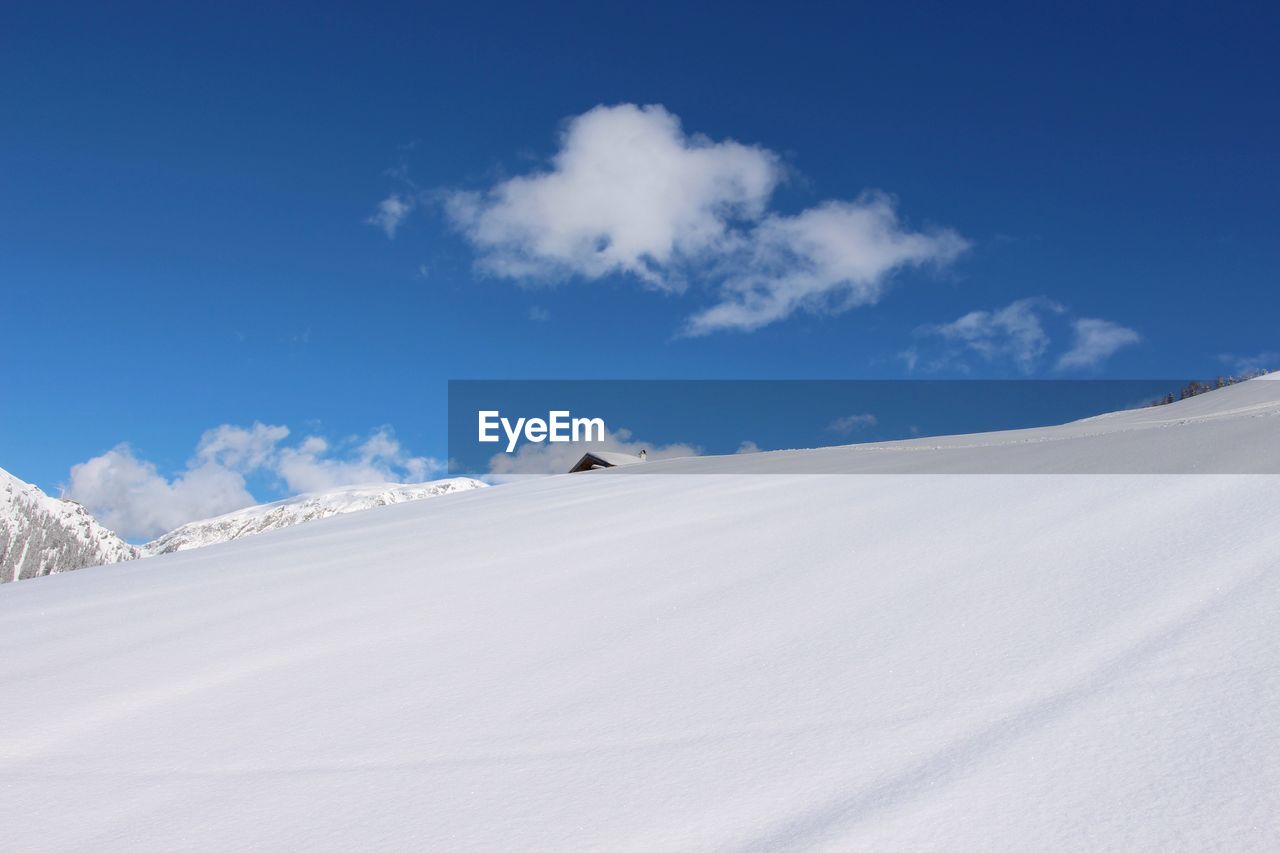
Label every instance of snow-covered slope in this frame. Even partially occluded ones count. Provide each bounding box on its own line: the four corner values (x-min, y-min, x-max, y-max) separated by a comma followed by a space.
143, 478, 487, 555
0, 466, 138, 583
2, 379, 1279, 850
629, 372, 1280, 475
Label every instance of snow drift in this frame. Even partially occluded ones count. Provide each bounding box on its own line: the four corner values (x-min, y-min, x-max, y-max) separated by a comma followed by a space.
1, 377, 1278, 850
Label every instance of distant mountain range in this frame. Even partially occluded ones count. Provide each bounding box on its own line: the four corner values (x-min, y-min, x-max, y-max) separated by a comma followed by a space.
143, 478, 486, 556
0, 466, 487, 583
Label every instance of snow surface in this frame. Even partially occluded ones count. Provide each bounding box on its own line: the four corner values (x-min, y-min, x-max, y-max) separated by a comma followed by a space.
143, 478, 487, 555
2, 379, 1279, 849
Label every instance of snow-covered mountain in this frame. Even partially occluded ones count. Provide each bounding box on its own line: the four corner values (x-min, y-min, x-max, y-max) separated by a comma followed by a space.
0, 466, 139, 583
1, 376, 1278, 849
143, 478, 488, 555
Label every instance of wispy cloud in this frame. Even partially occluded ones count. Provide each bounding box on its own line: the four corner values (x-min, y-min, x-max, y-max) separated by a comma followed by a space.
1218, 351, 1279, 375
440, 103, 967, 333
827, 413, 878, 433
921, 297, 1063, 374
366, 192, 414, 238
685, 196, 967, 334
528, 305, 550, 322
1055, 318, 1141, 371
912, 298, 1139, 374
66, 423, 442, 540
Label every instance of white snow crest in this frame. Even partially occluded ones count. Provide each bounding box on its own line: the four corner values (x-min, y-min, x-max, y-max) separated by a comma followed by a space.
143, 478, 487, 555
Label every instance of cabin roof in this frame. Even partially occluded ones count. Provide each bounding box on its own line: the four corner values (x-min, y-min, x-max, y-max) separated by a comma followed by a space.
569, 451, 646, 472
585, 452, 645, 467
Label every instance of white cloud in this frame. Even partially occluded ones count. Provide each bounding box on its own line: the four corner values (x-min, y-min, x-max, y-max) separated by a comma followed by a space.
443, 104, 966, 333
735, 440, 761, 454
275, 429, 441, 493
923, 297, 1064, 374
528, 305, 550, 322
485, 426, 698, 480
685, 197, 968, 334
195, 422, 290, 471
828, 413, 878, 433
447, 104, 778, 287
913, 298, 1140, 374
67, 447, 257, 541
366, 193, 414, 238
1055, 318, 1141, 371
66, 424, 442, 541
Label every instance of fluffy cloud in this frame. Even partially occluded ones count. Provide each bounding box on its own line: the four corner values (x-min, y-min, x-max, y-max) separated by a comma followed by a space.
1055, 318, 1142, 371
828, 413, 878, 433
441, 104, 966, 332
275, 430, 439, 493
447, 104, 778, 287
485, 425, 697, 480
366, 193, 414, 238
196, 422, 290, 470
67, 447, 257, 542
66, 423, 442, 541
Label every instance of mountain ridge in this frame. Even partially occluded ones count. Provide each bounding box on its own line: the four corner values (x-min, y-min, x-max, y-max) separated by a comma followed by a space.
0, 466, 139, 582
0, 470, 488, 581
142, 478, 488, 555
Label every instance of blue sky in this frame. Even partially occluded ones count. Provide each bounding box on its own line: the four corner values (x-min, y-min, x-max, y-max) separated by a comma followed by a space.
2, 1, 1277, 537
